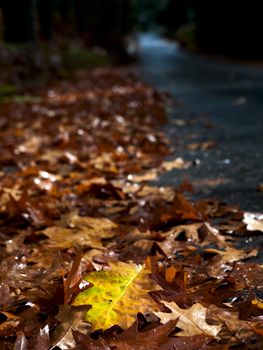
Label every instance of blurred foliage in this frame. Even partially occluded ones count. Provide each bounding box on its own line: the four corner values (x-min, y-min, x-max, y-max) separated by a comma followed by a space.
62, 43, 109, 70
0, 83, 17, 97
175, 23, 197, 50
132, 0, 170, 30
0, 40, 110, 92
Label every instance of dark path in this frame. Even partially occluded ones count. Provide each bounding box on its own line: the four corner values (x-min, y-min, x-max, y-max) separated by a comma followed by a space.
137, 33, 263, 212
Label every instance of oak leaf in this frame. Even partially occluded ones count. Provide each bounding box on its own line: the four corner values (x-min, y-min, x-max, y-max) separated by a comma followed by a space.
207, 305, 255, 341
40, 216, 116, 249
109, 317, 211, 350
207, 247, 258, 278
73, 261, 159, 330
159, 222, 230, 256
155, 301, 221, 337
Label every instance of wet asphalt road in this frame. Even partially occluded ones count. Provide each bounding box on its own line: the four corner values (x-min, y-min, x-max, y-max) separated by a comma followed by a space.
137, 33, 263, 213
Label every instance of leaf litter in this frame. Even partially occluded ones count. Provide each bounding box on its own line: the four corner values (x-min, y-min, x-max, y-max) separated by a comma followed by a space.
0, 68, 262, 349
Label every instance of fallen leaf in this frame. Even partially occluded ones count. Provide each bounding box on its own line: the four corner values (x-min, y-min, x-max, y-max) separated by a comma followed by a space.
73, 261, 159, 330
160, 222, 230, 256
172, 193, 201, 220
110, 318, 211, 350
187, 141, 215, 151
0, 311, 21, 336
52, 305, 91, 349
63, 249, 89, 304
243, 212, 263, 232
149, 272, 194, 309
73, 330, 110, 350
130, 169, 159, 182
207, 247, 258, 278
207, 305, 256, 342
61, 211, 117, 231
161, 157, 190, 171
155, 301, 221, 337
40, 216, 116, 249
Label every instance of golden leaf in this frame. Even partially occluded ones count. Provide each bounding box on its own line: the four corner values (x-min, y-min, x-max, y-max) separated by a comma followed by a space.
73, 261, 159, 330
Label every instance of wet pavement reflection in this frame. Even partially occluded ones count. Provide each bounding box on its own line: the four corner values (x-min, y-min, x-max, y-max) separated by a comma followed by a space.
137, 33, 263, 212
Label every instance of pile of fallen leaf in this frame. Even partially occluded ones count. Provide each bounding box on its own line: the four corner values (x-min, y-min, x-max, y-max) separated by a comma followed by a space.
0, 68, 263, 349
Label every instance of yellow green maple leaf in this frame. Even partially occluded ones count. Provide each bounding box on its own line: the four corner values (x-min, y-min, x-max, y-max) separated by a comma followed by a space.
72, 261, 158, 330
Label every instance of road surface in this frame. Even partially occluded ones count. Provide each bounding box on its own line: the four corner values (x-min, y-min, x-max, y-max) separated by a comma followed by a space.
137, 33, 263, 213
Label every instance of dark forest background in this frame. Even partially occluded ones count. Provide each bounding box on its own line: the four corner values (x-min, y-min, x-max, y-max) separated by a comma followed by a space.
1, 0, 263, 57
0, 0, 263, 90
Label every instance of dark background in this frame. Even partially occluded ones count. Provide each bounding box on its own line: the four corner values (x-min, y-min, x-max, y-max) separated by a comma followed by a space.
1, 0, 263, 58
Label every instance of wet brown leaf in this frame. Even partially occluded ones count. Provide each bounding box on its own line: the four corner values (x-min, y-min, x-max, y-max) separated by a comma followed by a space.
155, 301, 221, 337
40, 216, 116, 249
52, 305, 91, 349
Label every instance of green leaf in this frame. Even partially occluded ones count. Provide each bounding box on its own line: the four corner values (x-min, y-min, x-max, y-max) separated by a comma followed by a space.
73, 262, 158, 330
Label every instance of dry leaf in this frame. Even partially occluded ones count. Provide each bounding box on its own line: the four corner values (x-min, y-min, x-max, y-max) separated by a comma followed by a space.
161, 157, 190, 171
208, 247, 258, 278
52, 305, 91, 349
40, 216, 116, 249
155, 301, 221, 337
243, 212, 263, 232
